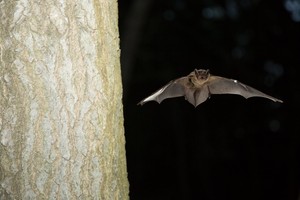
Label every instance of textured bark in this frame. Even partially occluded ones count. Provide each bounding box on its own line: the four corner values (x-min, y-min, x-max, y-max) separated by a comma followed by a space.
0, 0, 129, 199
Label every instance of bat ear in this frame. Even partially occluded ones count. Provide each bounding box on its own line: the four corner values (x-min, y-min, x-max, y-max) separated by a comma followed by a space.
204, 69, 210, 76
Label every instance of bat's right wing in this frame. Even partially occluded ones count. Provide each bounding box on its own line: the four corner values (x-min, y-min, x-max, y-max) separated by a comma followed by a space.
207, 76, 283, 103
137, 78, 188, 105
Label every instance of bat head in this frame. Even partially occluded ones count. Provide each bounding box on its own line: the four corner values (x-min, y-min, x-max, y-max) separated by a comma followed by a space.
195, 69, 210, 79
189, 69, 210, 86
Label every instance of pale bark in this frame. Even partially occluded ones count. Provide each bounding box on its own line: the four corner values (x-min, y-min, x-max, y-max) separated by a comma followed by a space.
0, 0, 129, 199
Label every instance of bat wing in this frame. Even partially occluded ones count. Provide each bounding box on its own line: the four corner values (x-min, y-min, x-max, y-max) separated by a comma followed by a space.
138, 78, 187, 105
138, 77, 211, 107
207, 76, 283, 102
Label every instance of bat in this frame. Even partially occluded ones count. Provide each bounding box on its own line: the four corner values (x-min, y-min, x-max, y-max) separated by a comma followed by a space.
138, 69, 283, 107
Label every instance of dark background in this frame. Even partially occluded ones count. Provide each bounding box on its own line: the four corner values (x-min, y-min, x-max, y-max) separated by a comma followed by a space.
119, 0, 300, 199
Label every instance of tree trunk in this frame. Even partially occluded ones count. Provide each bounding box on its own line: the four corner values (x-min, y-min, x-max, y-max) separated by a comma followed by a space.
0, 0, 129, 199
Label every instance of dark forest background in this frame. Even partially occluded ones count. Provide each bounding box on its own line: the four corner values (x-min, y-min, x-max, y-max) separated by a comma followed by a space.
119, 0, 300, 199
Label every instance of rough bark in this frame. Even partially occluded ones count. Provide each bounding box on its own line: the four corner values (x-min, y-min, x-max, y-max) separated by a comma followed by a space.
0, 0, 129, 199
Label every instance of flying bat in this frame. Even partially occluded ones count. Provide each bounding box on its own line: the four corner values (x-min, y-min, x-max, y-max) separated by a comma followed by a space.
138, 69, 283, 107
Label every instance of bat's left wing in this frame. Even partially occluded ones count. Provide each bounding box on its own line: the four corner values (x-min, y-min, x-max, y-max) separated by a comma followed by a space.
207, 76, 283, 103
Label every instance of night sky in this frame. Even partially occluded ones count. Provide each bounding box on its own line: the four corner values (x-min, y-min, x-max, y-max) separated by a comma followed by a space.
119, 0, 300, 199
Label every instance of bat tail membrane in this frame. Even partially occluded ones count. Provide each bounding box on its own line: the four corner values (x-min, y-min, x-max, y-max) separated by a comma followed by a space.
184, 87, 210, 107
194, 87, 210, 107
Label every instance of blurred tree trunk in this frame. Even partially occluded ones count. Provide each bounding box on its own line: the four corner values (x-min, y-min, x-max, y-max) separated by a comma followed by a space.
0, 0, 129, 199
